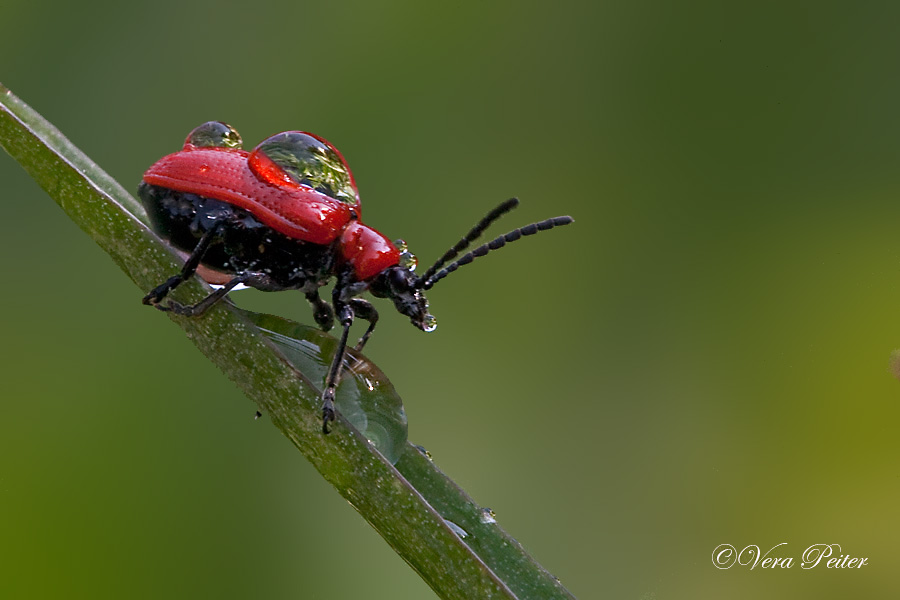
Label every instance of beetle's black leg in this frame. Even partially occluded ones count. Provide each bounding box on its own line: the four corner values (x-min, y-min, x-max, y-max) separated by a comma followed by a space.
306, 290, 335, 331
143, 221, 224, 308
163, 274, 249, 316
164, 271, 278, 317
349, 298, 379, 352
321, 302, 354, 433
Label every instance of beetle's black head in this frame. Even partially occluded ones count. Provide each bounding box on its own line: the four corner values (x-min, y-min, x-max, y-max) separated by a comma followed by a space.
370, 265, 437, 332
372, 199, 572, 334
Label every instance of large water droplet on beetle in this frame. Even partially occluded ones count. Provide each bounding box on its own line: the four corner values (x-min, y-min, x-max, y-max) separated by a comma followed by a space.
249, 131, 359, 206
185, 121, 243, 149
423, 314, 437, 332
240, 310, 407, 463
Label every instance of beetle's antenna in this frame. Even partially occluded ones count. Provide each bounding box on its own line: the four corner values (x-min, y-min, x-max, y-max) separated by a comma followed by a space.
416, 198, 520, 288
420, 215, 573, 290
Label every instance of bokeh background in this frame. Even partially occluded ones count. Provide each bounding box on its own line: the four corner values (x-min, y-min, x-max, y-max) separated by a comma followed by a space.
2, 1, 899, 598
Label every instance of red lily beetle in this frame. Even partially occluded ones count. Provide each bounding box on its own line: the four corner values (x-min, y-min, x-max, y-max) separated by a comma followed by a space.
139, 121, 572, 432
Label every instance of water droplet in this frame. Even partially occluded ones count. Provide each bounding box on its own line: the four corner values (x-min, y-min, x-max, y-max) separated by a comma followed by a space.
401, 252, 417, 271
249, 131, 358, 205
394, 239, 418, 271
480, 507, 496, 524
423, 314, 437, 332
185, 121, 242, 149
413, 444, 432, 460
444, 519, 468, 538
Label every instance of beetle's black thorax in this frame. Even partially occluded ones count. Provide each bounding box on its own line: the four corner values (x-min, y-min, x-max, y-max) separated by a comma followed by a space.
139, 182, 335, 290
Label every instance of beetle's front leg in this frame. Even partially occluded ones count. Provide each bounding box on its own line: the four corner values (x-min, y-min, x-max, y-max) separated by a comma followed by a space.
349, 298, 379, 352
305, 290, 334, 331
321, 302, 354, 433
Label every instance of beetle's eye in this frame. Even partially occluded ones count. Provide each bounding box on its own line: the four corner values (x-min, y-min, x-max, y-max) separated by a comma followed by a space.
389, 268, 410, 292
249, 131, 359, 205
184, 121, 243, 149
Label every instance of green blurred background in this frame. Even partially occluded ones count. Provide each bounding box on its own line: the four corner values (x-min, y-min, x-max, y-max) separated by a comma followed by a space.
2, 1, 899, 598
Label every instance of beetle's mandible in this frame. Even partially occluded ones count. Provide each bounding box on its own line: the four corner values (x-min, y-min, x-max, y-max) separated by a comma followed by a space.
139, 121, 573, 432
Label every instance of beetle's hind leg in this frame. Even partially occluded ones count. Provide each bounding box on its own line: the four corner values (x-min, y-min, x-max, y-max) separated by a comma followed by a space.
143, 221, 224, 309
163, 271, 279, 317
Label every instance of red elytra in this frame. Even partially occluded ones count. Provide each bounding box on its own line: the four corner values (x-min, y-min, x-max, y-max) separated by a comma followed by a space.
142, 137, 400, 281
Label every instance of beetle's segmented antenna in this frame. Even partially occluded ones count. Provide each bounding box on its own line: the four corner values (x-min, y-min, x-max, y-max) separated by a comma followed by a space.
416, 198, 520, 288
421, 215, 573, 290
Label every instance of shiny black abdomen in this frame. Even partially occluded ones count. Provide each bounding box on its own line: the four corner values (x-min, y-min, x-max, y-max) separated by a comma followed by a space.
138, 182, 336, 290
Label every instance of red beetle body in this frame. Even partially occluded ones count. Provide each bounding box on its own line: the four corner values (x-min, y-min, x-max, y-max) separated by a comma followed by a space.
143, 134, 399, 280
140, 121, 572, 432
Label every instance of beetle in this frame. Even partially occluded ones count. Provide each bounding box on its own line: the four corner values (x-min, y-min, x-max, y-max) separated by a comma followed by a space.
139, 121, 573, 432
